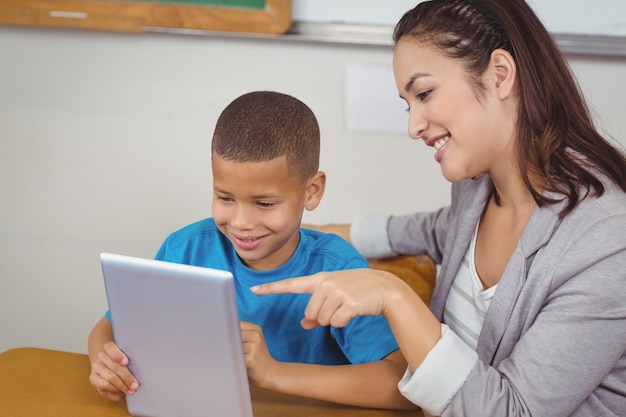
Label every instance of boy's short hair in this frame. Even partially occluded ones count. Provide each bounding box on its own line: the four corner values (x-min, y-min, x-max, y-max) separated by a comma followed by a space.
212, 91, 320, 182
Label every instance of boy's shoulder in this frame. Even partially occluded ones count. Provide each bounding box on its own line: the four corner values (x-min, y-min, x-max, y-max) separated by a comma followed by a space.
167, 217, 215, 235
299, 227, 368, 267
160, 218, 221, 249
156, 218, 232, 266
300, 227, 350, 246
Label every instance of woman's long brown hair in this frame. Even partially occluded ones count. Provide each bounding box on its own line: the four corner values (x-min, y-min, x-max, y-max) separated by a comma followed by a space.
394, 0, 626, 217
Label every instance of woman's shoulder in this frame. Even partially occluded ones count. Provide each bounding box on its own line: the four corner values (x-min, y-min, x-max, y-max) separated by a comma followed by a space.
568, 178, 626, 225
592, 177, 626, 214
547, 182, 626, 265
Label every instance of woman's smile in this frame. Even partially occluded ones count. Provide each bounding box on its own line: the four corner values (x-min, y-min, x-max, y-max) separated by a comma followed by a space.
427, 135, 451, 162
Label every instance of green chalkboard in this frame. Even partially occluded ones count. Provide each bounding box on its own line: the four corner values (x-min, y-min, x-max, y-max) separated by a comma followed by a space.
0, 0, 291, 34
124, 0, 265, 9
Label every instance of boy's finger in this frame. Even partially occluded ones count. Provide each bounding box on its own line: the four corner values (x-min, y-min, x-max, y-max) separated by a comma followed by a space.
103, 341, 129, 366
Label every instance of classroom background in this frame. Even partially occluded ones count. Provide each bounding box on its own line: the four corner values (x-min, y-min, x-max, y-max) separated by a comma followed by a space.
1, 1, 626, 355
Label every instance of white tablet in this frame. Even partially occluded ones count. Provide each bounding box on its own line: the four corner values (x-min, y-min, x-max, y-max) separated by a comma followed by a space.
100, 252, 253, 417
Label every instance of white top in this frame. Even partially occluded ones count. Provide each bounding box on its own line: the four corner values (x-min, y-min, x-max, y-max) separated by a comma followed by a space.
443, 224, 497, 350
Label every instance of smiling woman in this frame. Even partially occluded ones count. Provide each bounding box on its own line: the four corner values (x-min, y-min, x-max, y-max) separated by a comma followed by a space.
254, 1, 626, 415
0, 0, 291, 34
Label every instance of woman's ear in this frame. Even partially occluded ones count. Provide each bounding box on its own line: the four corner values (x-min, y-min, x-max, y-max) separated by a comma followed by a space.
304, 171, 326, 211
490, 48, 516, 99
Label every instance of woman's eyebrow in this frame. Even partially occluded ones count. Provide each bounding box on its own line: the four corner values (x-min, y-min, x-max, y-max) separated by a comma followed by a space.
404, 72, 430, 93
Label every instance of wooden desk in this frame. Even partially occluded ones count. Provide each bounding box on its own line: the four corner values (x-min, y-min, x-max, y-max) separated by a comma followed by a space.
0, 347, 421, 417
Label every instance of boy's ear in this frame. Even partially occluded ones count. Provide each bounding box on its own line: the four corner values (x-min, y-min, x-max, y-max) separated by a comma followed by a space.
490, 48, 516, 99
304, 171, 326, 211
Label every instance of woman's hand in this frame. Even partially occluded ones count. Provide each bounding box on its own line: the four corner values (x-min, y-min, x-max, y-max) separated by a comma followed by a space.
251, 268, 400, 329
252, 268, 442, 372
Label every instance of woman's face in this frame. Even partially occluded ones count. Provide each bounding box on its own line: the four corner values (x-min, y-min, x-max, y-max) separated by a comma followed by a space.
393, 38, 514, 183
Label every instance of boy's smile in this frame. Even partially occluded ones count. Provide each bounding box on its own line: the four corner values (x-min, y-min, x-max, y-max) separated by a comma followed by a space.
231, 233, 268, 251
211, 153, 311, 271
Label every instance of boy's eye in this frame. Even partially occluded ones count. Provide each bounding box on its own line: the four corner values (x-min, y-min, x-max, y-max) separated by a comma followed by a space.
257, 201, 275, 208
217, 196, 233, 202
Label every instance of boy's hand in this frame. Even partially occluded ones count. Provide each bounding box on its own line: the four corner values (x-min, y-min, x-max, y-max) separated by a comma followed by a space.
240, 321, 278, 389
89, 341, 139, 401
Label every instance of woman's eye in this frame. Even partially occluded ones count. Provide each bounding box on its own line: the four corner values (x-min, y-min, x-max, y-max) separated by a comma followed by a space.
417, 89, 432, 101
399, 97, 410, 113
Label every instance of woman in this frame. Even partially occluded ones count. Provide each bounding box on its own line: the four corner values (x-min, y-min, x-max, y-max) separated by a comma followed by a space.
252, 0, 626, 415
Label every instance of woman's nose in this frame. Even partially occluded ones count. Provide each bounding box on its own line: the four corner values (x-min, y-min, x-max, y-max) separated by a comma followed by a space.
408, 109, 427, 140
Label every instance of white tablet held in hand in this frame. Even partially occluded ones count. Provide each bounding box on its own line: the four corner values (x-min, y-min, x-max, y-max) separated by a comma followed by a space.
100, 252, 253, 417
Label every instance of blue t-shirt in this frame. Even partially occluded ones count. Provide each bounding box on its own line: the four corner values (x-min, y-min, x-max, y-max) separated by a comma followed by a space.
153, 218, 399, 365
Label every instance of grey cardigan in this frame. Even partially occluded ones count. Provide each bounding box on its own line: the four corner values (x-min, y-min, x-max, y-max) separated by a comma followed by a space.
361, 174, 626, 416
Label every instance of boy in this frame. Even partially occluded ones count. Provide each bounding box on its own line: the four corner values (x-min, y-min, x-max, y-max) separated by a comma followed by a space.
87, 91, 415, 410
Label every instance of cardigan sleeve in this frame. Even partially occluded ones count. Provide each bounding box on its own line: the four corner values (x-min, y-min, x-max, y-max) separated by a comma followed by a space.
398, 324, 478, 416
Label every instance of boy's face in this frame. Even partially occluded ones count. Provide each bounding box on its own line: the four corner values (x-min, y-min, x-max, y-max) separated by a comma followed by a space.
211, 153, 323, 271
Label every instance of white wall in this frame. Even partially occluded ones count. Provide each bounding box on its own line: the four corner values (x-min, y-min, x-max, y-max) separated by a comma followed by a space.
1, 25, 625, 354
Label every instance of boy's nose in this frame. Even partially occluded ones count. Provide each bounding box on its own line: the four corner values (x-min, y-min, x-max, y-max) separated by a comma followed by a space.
231, 206, 255, 230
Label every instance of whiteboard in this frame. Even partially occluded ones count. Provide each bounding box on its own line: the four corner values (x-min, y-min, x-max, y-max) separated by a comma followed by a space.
292, 0, 626, 37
